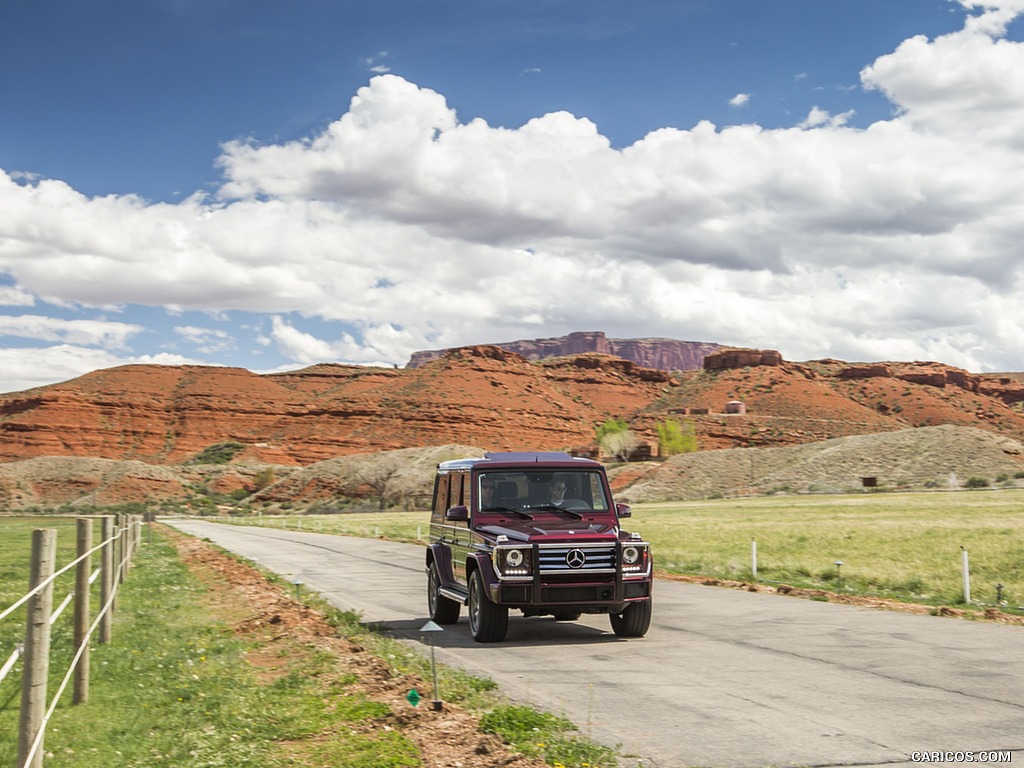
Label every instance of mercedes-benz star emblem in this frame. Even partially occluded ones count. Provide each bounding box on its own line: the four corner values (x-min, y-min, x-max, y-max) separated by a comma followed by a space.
565, 548, 587, 569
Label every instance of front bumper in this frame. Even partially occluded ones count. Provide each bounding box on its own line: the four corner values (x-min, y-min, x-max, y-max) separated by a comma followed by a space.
491, 576, 651, 611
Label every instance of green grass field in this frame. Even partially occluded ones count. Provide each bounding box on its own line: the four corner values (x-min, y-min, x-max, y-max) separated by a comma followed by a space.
0, 516, 83, 608
232, 488, 1024, 609
634, 490, 1024, 607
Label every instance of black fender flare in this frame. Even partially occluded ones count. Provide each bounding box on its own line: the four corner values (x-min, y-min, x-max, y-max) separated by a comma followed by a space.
467, 551, 500, 601
426, 543, 455, 586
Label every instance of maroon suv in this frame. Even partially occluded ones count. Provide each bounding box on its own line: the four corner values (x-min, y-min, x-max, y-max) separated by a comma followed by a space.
425, 451, 653, 642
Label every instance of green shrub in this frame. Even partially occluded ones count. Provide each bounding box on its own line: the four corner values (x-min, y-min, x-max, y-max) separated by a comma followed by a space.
656, 419, 698, 456
186, 441, 246, 465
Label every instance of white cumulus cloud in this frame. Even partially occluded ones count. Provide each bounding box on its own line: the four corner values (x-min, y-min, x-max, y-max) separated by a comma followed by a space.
3, 4, 1024, 391
0, 315, 142, 348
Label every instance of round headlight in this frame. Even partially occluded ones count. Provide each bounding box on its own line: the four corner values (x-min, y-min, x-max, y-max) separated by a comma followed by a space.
507, 549, 524, 567
622, 546, 640, 565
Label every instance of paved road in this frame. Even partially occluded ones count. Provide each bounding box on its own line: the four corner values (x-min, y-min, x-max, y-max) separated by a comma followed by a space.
164, 519, 1024, 768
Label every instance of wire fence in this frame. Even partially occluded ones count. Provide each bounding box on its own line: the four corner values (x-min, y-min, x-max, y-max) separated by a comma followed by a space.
0, 514, 145, 768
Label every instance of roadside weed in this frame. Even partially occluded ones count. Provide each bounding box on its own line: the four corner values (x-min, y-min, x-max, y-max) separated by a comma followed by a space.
480, 705, 617, 768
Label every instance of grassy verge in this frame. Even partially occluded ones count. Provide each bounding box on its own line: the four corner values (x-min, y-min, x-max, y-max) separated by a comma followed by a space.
1, 522, 618, 767
4, 531, 373, 767
223, 488, 1024, 610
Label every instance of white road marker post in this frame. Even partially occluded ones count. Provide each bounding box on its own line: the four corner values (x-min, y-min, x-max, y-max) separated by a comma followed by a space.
961, 546, 971, 605
420, 620, 444, 711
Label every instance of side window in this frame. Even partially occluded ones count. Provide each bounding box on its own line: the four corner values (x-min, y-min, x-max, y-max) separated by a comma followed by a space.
587, 474, 609, 511
450, 473, 464, 508
433, 474, 450, 517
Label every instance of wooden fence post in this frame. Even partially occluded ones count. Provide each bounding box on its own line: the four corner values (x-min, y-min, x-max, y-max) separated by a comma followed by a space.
100, 515, 114, 643
18, 528, 57, 768
74, 517, 92, 705
123, 514, 132, 580
116, 514, 126, 583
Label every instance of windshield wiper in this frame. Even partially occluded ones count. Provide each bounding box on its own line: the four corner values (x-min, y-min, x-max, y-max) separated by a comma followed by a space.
485, 506, 534, 520
531, 504, 585, 519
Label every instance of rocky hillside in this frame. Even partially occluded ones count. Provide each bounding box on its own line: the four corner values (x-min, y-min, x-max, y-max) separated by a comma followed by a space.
3, 427, 1021, 512
616, 425, 1024, 501
0, 455, 294, 509
0, 346, 671, 466
407, 331, 722, 371
2, 345, 1024, 476
3, 336, 1024, 513
630, 352, 1024, 451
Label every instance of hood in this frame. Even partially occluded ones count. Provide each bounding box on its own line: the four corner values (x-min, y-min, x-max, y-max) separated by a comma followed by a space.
477, 519, 619, 543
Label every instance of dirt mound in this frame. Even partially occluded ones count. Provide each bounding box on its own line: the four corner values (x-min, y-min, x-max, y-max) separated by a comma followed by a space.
621, 425, 1024, 501
0, 456, 188, 507
0, 445, 485, 511
253, 444, 486, 506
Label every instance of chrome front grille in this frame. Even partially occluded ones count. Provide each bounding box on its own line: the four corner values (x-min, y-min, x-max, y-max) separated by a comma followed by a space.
537, 543, 616, 574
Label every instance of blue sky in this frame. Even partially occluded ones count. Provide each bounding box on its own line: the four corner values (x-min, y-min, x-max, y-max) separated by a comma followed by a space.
2, 0, 1024, 393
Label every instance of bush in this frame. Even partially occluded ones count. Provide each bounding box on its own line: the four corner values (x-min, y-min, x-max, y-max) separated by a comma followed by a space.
595, 419, 629, 442
186, 442, 246, 465
964, 476, 990, 489
656, 419, 698, 456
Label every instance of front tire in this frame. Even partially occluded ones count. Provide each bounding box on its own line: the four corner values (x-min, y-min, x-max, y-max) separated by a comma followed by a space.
610, 599, 652, 638
468, 570, 508, 642
427, 562, 461, 625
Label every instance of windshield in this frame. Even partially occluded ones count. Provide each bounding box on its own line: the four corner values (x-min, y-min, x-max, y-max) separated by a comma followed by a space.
477, 470, 611, 514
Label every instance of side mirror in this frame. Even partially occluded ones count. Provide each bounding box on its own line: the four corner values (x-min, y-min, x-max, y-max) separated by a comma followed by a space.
445, 505, 469, 522
616, 502, 632, 519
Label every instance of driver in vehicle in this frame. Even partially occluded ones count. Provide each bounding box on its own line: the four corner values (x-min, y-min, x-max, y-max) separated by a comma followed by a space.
549, 479, 567, 506
480, 478, 495, 509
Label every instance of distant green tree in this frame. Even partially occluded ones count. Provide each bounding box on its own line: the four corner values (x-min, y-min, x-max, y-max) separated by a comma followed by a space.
186, 442, 246, 465
656, 419, 698, 456
595, 419, 630, 443
595, 420, 639, 462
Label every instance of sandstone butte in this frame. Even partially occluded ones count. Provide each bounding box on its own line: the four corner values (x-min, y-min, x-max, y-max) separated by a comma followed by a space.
1, 342, 1024, 469
406, 330, 723, 371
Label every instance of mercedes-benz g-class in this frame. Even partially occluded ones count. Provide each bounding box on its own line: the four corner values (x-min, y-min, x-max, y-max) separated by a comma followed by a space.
425, 451, 653, 642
